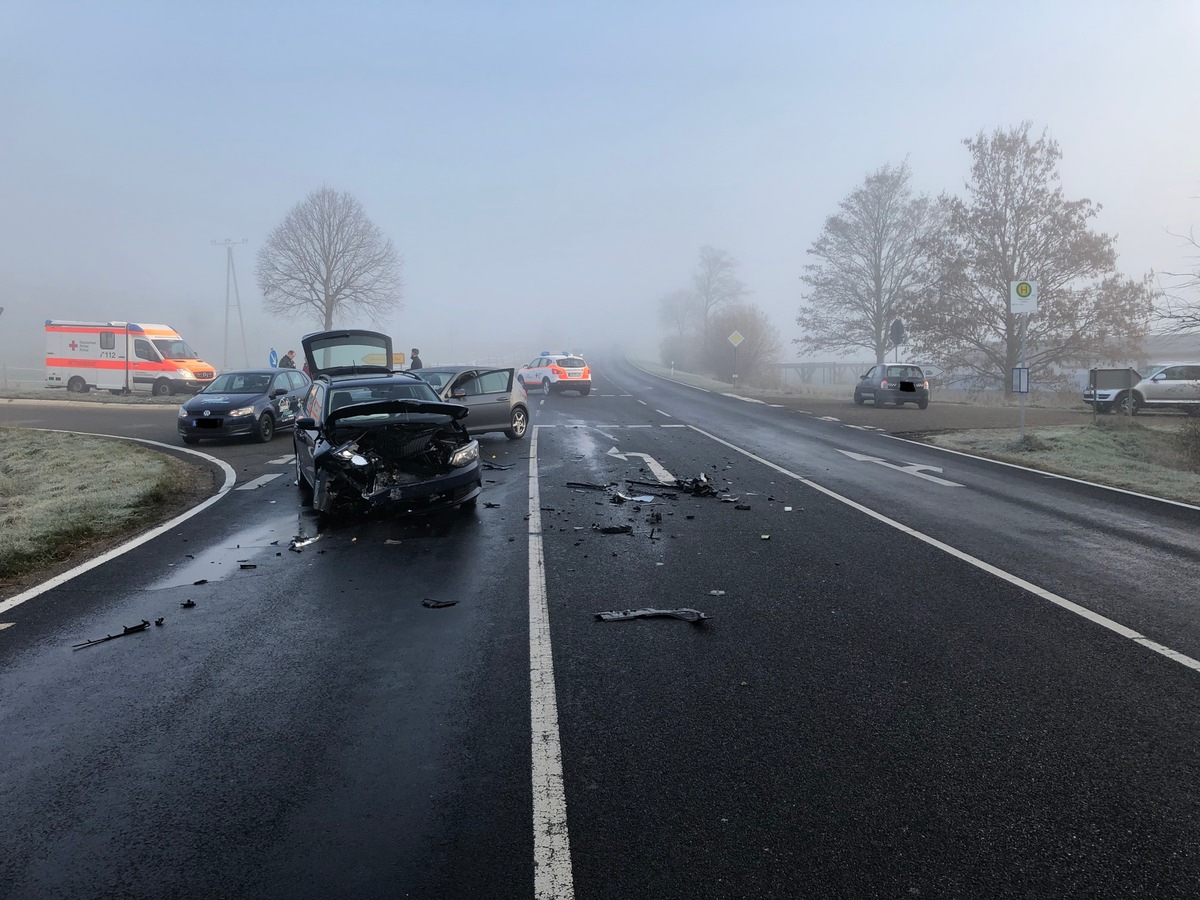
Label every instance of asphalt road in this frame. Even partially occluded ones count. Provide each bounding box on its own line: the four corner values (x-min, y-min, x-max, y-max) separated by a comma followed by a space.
2, 361, 1199, 899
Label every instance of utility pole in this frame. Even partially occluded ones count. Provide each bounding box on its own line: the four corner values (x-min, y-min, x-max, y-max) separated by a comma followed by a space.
212, 239, 249, 369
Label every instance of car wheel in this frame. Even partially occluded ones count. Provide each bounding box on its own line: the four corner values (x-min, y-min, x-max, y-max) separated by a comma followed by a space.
875, 394, 888, 407
579, 386, 591, 396
854, 392, 864, 405
152, 378, 172, 397
255, 413, 275, 443
67, 376, 88, 393
917, 399, 929, 410
181, 435, 199, 445
542, 378, 552, 396
1116, 392, 1140, 415
506, 405, 529, 440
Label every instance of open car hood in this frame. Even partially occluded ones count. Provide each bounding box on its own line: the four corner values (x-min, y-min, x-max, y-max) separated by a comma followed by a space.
302, 329, 394, 377
327, 398, 469, 429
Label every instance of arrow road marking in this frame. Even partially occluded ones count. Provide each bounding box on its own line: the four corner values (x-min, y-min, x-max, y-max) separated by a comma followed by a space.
607, 447, 676, 484
235, 473, 285, 491
269, 454, 294, 465
836, 449, 962, 487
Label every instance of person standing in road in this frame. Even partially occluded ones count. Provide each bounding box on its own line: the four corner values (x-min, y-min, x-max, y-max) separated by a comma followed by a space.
279, 349, 297, 369
409, 348, 423, 370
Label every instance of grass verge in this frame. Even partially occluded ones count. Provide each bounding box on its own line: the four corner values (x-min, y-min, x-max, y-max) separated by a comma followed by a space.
0, 428, 215, 591
917, 417, 1200, 505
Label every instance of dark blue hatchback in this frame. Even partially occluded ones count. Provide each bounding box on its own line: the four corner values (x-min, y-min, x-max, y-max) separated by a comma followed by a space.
178, 368, 311, 444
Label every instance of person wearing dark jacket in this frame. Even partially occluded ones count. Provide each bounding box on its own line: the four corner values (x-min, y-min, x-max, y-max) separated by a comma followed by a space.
279, 350, 297, 369
409, 348, 423, 370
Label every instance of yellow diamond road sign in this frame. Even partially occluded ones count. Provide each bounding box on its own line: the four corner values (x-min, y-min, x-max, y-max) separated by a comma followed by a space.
1010, 280, 1038, 314
728, 330, 744, 347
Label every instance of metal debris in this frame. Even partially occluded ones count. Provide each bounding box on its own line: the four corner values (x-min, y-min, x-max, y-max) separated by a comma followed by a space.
567, 481, 611, 491
595, 524, 633, 535
483, 462, 514, 470
72, 620, 151, 651
154, 618, 165, 626
734, 504, 752, 511
708, 590, 726, 596
484, 502, 501, 509
595, 608, 711, 623
422, 598, 459, 609
239, 563, 257, 569
180, 599, 196, 608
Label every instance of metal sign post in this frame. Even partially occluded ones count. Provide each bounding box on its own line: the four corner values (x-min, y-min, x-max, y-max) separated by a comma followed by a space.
728, 330, 744, 384
1010, 281, 1038, 441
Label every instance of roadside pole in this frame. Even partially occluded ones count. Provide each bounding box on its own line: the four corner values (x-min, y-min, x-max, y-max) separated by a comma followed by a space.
728, 330, 744, 386
1010, 281, 1037, 442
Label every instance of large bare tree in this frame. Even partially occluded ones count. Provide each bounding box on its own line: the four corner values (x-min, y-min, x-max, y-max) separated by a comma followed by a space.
256, 186, 404, 330
794, 160, 939, 364
909, 123, 1154, 392
1156, 227, 1200, 334
693, 246, 748, 338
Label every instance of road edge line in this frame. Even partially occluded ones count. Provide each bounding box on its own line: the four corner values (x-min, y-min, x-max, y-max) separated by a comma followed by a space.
528, 425, 576, 898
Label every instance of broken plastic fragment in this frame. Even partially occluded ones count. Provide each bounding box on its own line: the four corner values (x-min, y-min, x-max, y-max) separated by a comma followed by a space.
180, 599, 196, 608
596, 524, 633, 535
594, 608, 710, 623
422, 598, 459, 609
734, 504, 752, 511
708, 590, 726, 596
484, 502, 500, 508
761, 534, 770, 540
239, 563, 257, 570
483, 462, 514, 470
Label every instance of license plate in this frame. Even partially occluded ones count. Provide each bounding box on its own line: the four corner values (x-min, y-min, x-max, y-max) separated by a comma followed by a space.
568, 372, 580, 378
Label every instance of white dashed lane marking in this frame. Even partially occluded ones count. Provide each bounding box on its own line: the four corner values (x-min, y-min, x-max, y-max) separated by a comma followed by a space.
235, 474, 285, 491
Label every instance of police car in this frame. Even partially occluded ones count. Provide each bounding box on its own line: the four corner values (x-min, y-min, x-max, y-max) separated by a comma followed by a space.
516, 352, 591, 396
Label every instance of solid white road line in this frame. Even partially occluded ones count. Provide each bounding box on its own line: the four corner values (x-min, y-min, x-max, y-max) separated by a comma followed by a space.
528, 427, 576, 898
235, 473, 285, 491
721, 393, 766, 404
0, 623, 14, 631
687, 424, 1200, 675
0, 434, 237, 616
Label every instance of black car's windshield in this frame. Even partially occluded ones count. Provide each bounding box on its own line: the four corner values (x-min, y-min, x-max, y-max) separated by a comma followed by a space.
204, 373, 271, 393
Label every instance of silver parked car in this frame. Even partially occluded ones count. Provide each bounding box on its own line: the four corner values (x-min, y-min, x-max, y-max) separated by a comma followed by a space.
416, 366, 530, 439
1123, 363, 1200, 415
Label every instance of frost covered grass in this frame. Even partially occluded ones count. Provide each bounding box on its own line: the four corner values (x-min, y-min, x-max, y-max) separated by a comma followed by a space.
922, 418, 1200, 504
0, 428, 205, 582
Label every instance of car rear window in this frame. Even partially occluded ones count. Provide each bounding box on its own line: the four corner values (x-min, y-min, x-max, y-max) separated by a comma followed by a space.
886, 366, 923, 379
557, 357, 585, 368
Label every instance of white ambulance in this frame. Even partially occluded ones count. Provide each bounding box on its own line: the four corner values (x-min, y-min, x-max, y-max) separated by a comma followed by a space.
45, 320, 217, 396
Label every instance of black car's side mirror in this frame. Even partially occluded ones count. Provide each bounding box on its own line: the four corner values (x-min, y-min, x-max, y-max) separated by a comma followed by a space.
296, 417, 316, 430
272, 388, 287, 398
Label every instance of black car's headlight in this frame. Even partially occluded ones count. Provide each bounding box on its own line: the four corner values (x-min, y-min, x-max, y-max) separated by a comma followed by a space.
228, 405, 255, 417
449, 440, 479, 468
334, 443, 370, 467
178, 406, 189, 419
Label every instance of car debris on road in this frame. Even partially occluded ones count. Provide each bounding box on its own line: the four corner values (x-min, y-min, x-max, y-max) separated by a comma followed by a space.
594, 608, 711, 623
72, 619, 151, 650
422, 598, 459, 609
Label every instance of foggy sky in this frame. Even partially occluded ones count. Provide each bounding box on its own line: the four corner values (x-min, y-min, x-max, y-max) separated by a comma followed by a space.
2, 1, 1198, 374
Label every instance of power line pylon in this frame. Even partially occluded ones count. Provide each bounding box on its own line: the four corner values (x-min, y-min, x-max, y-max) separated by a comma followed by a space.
212, 239, 249, 369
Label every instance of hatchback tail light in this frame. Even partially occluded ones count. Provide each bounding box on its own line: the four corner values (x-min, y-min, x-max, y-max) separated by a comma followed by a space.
880, 379, 889, 388
550, 365, 566, 377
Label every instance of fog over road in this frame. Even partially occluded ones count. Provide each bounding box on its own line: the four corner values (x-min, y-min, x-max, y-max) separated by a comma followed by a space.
2, 358, 1199, 899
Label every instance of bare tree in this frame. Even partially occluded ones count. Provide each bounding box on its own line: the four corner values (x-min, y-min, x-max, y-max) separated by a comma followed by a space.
794, 160, 939, 365
705, 304, 782, 383
909, 123, 1154, 392
658, 288, 699, 337
1156, 227, 1200, 334
693, 246, 748, 338
256, 186, 404, 331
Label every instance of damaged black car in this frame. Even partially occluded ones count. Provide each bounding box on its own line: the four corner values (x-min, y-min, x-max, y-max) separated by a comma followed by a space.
293, 329, 482, 515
